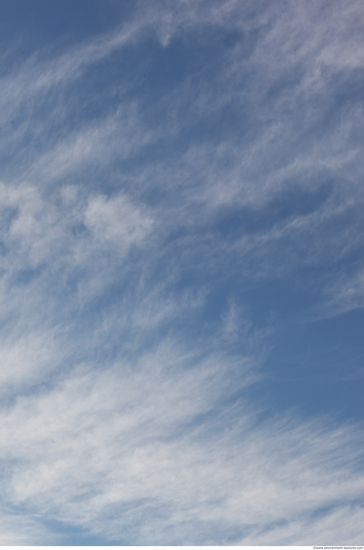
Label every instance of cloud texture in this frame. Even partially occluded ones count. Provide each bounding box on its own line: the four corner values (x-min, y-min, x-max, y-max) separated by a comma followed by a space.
0, 0, 363, 544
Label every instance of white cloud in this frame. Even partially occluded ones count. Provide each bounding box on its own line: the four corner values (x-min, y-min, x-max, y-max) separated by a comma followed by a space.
0, 347, 362, 544
0, 0, 363, 544
84, 193, 152, 249
239, 504, 364, 545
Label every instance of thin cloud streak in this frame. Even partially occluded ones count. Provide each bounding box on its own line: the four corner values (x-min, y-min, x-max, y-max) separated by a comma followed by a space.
1, 345, 363, 544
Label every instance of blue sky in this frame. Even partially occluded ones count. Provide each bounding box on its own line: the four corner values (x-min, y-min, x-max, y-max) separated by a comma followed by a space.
0, 0, 363, 545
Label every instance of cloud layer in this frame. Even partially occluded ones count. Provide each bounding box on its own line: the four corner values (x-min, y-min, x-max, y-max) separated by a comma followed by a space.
0, 0, 363, 544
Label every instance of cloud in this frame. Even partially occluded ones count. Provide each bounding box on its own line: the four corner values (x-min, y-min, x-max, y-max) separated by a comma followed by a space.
84, 193, 153, 249
0, 0, 363, 544
0, 347, 362, 544
319, 268, 364, 319
238, 504, 364, 545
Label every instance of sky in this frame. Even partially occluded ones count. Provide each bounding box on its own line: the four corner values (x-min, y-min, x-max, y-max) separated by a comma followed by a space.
0, 0, 363, 545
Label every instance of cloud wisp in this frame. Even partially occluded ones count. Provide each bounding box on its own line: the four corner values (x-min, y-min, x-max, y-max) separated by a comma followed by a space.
0, 0, 363, 544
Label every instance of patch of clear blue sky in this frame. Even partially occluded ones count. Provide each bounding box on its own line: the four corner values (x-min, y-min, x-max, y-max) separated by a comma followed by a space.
0, 0, 132, 52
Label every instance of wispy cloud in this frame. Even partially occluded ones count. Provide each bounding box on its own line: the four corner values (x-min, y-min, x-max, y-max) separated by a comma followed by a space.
1, 342, 363, 544
0, 0, 363, 544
